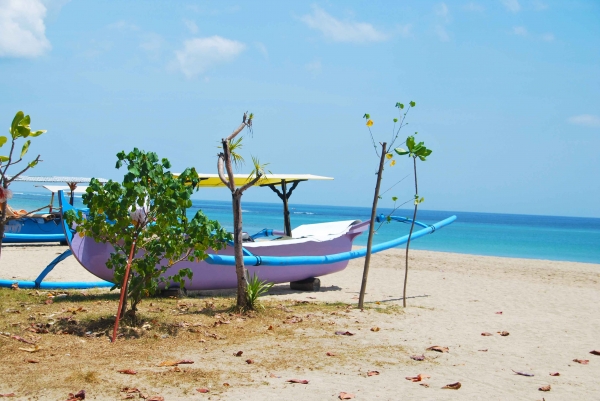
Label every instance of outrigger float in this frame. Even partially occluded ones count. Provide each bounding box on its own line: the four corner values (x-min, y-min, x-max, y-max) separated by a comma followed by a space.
1, 174, 456, 290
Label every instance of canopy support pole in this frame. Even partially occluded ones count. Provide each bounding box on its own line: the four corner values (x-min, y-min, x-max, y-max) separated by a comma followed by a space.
265, 180, 302, 237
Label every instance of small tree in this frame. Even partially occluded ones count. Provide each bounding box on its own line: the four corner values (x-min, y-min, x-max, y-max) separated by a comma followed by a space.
394, 135, 432, 306
217, 112, 268, 311
65, 148, 230, 317
0, 111, 46, 257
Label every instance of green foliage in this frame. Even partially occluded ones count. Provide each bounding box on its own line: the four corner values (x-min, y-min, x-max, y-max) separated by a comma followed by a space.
1, 111, 45, 165
246, 273, 274, 310
394, 134, 432, 161
65, 148, 230, 313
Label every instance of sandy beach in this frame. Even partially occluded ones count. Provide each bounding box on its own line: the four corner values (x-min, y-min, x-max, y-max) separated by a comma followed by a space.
1, 243, 599, 400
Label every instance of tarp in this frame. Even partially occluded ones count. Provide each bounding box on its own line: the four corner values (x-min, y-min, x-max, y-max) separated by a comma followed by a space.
191, 173, 333, 188
39, 185, 89, 194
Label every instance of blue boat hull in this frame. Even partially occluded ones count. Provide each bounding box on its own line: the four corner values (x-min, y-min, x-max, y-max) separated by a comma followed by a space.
3, 216, 65, 243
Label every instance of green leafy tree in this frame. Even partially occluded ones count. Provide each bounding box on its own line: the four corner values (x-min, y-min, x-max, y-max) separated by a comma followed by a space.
0, 111, 46, 257
65, 148, 230, 317
394, 136, 432, 307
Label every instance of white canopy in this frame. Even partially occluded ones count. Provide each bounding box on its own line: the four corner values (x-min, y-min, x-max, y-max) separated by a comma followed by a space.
10, 176, 108, 183
39, 185, 89, 194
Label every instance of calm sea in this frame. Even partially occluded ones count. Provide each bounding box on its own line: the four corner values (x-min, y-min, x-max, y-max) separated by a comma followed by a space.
8, 192, 600, 264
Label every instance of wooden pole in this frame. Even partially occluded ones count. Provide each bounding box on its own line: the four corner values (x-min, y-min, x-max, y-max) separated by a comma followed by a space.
111, 238, 137, 343
358, 143, 387, 309
281, 180, 292, 237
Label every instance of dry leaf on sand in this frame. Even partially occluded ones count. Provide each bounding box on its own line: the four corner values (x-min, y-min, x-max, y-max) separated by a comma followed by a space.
481, 332, 493, 336
405, 374, 430, 382
573, 359, 589, 364
269, 373, 281, 378
157, 359, 193, 366
18, 345, 41, 353
511, 369, 534, 377
196, 388, 209, 393
589, 350, 600, 356
287, 379, 309, 384
367, 371, 380, 377
339, 392, 355, 399
0, 393, 16, 397
426, 346, 449, 353
234, 351, 243, 357
65, 390, 85, 400
370, 327, 380, 332
245, 359, 254, 364
410, 354, 425, 361
539, 385, 551, 392
442, 382, 462, 390
326, 352, 336, 356
549, 372, 560, 376
117, 369, 137, 375
498, 331, 510, 336
335, 331, 355, 336
146, 397, 164, 401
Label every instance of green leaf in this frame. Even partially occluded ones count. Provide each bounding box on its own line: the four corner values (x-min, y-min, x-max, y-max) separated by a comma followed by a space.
29, 130, 46, 137
0, 155, 8, 162
392, 196, 398, 201
0, 136, 6, 147
395, 102, 404, 109
406, 136, 415, 151
363, 113, 370, 119
16, 125, 30, 138
11, 111, 24, 135
28, 159, 39, 168
409, 101, 416, 107
394, 147, 409, 156
20, 140, 30, 158
393, 118, 398, 123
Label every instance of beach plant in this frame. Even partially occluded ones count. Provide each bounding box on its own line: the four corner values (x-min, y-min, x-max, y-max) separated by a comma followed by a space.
0, 111, 46, 257
246, 273, 274, 310
65, 148, 229, 320
395, 135, 432, 307
357, 102, 414, 309
217, 112, 270, 311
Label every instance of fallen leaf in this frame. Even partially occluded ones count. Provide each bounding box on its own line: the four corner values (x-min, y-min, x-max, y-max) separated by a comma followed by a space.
117, 369, 137, 375
234, 351, 243, 357
146, 397, 164, 401
269, 373, 281, 378
11, 335, 36, 345
18, 345, 41, 353
172, 367, 181, 372
287, 379, 309, 384
498, 331, 510, 336
120, 388, 140, 394
26, 359, 39, 363
367, 371, 380, 377
589, 350, 600, 356
326, 352, 336, 356
0, 394, 15, 398
420, 383, 429, 388
222, 383, 230, 387
481, 332, 493, 336
512, 369, 534, 377
495, 311, 503, 314
335, 331, 355, 336
410, 354, 425, 361
157, 359, 193, 366
539, 385, 551, 392
370, 326, 380, 332
426, 346, 449, 353
267, 325, 273, 330
196, 388, 209, 393
573, 359, 589, 364
478, 349, 488, 352
245, 359, 254, 364
405, 374, 430, 382
549, 372, 560, 376
65, 389, 85, 400
339, 392, 355, 399
442, 382, 462, 390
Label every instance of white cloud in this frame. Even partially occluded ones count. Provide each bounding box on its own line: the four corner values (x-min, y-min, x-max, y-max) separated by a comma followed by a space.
435, 25, 450, 42
434, 3, 451, 42
568, 115, 600, 128
300, 6, 387, 43
513, 26, 528, 36
173, 36, 245, 78
255, 42, 268, 59
183, 19, 198, 34
501, 0, 521, 12
463, 2, 484, 12
541, 32, 554, 42
0, 0, 51, 58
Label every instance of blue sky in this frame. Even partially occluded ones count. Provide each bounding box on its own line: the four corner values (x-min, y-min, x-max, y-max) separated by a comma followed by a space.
1, 0, 599, 217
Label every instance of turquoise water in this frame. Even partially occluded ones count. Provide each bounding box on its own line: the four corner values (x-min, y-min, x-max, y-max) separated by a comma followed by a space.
8, 192, 600, 264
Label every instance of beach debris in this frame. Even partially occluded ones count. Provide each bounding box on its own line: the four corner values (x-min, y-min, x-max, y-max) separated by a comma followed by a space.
367, 371, 380, 377
117, 369, 137, 375
573, 359, 589, 364
406, 374, 430, 382
25, 359, 39, 363
269, 373, 281, 378
339, 392, 355, 399
245, 359, 254, 364
512, 369, 534, 377
420, 383, 430, 387
287, 379, 309, 384
18, 345, 41, 353
197, 388, 209, 393
157, 359, 194, 366
590, 350, 600, 356
335, 331, 355, 336
234, 351, 243, 357
222, 383, 230, 387
10, 283, 18, 290
481, 332, 493, 336
267, 325, 273, 330
410, 354, 425, 361
442, 382, 462, 390
327, 352, 336, 356
370, 326, 380, 332
0, 394, 16, 397
11, 335, 36, 345
284, 316, 303, 324
146, 397, 164, 401
495, 311, 503, 314
171, 367, 182, 372
65, 390, 85, 400
549, 372, 560, 376
478, 349, 488, 352
498, 331, 510, 336
539, 385, 551, 392
426, 346, 449, 353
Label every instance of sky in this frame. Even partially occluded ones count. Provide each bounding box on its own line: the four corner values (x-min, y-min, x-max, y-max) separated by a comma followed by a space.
1, 0, 599, 218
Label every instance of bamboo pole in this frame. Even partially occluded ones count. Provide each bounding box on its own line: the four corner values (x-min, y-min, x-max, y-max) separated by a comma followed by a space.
111, 238, 137, 343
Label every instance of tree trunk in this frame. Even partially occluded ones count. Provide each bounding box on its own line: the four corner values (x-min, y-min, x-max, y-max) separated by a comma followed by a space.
0, 199, 6, 259
358, 142, 387, 309
402, 157, 419, 307
232, 192, 249, 309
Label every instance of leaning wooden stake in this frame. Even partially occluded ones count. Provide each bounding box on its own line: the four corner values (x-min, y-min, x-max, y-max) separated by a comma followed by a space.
358, 142, 387, 309
111, 238, 137, 343
403, 157, 419, 307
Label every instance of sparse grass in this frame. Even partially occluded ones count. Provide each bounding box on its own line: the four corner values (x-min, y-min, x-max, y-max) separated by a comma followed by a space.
0, 287, 409, 399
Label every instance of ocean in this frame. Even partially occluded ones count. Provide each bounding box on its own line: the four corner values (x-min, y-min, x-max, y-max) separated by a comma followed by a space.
7, 192, 600, 264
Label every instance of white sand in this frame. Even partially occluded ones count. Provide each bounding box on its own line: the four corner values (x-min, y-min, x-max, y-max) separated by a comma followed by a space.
1, 243, 599, 400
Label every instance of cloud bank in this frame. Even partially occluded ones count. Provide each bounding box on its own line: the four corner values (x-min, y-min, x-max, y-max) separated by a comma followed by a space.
173, 36, 245, 78
0, 0, 51, 58
300, 6, 387, 43
568, 114, 600, 128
